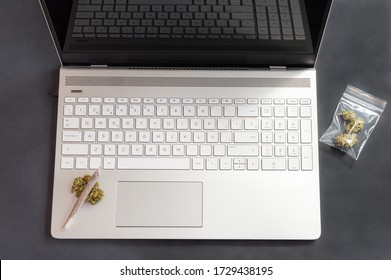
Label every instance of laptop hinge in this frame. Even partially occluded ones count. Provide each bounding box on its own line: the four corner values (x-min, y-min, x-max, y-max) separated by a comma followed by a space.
90, 65, 108, 68
269, 66, 287, 71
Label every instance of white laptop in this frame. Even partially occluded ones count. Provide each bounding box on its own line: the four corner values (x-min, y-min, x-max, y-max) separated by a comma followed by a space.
39, 0, 332, 239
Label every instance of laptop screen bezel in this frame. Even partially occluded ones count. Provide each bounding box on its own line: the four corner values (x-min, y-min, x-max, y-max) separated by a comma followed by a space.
39, 0, 333, 68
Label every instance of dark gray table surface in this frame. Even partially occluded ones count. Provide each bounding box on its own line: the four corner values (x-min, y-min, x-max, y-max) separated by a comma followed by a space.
1, 0, 390, 260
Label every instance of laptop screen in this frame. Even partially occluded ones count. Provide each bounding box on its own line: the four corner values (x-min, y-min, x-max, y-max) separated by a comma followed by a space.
40, 0, 332, 67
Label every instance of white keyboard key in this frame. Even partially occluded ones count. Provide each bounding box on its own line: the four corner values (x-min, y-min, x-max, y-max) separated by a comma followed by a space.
78, 97, 89, 103
166, 131, 178, 143
102, 105, 114, 116
64, 105, 73, 116
118, 158, 190, 170
210, 106, 222, 117
163, 118, 175, 129
130, 97, 141, 103
228, 145, 259, 156
224, 106, 236, 117
238, 106, 258, 117
186, 145, 198, 156
156, 105, 168, 116
157, 97, 168, 104
231, 119, 243, 130
62, 131, 82, 142
83, 131, 96, 142
112, 131, 124, 142
206, 158, 218, 170
170, 106, 182, 117
97, 131, 110, 142
200, 145, 212, 156
204, 119, 216, 130
182, 98, 194, 104
145, 144, 157, 156
135, 118, 148, 129
287, 106, 299, 118
274, 132, 286, 143
122, 118, 134, 129
117, 97, 128, 103
63, 118, 79, 129
104, 144, 116, 156
150, 118, 161, 130
159, 145, 171, 156
193, 131, 205, 143
217, 119, 229, 130
184, 106, 196, 117
244, 119, 259, 130
274, 119, 286, 130
300, 119, 312, 143
262, 158, 286, 170
300, 98, 311, 105
152, 131, 164, 143
220, 132, 232, 143
138, 131, 151, 143
90, 144, 102, 155
274, 106, 285, 117
261, 132, 273, 143
116, 105, 128, 116
95, 118, 107, 129
234, 132, 259, 143
192, 158, 204, 170
173, 145, 185, 156
261, 98, 272, 105
118, 144, 130, 156
81, 118, 93, 129
261, 106, 272, 117
288, 145, 299, 157
213, 145, 226, 156
233, 164, 246, 170
300, 106, 312, 118
287, 98, 298, 105
129, 105, 141, 116
274, 145, 286, 157
287, 132, 299, 144
180, 132, 192, 143
222, 98, 233, 104
62, 144, 88, 155
208, 98, 219, 104
104, 157, 115, 169
220, 158, 232, 170
207, 132, 219, 143
75, 157, 88, 169
131, 144, 143, 156
287, 119, 299, 130
197, 106, 209, 117
248, 158, 259, 170
89, 157, 102, 169
262, 145, 273, 157
247, 98, 259, 104
177, 119, 188, 130
61, 157, 74, 169
288, 158, 300, 171
190, 119, 202, 130
235, 98, 246, 104
104, 97, 115, 103
301, 146, 313, 171
233, 158, 244, 164
125, 131, 137, 142
91, 97, 102, 103
261, 119, 273, 130
195, 98, 207, 104
108, 118, 120, 129
274, 98, 285, 105
65, 97, 76, 103
143, 97, 154, 104
169, 98, 181, 104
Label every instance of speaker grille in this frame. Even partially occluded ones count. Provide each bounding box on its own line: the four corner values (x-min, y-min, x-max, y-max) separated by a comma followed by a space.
65, 76, 311, 88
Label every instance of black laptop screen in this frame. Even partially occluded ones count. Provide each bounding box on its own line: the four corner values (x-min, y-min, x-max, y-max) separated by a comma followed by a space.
40, 0, 332, 67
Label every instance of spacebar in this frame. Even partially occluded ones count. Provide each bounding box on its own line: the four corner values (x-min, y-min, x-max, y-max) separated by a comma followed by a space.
118, 158, 191, 170
128, 0, 191, 4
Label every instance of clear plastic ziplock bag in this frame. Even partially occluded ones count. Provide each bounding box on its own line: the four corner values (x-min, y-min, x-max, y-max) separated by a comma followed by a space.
320, 85, 387, 160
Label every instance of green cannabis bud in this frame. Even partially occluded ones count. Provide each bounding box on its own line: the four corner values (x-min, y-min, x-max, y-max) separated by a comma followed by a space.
335, 133, 358, 149
341, 110, 357, 122
346, 117, 364, 133
71, 175, 104, 205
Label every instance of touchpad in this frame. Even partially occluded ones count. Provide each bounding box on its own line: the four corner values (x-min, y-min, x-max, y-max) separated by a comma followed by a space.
116, 181, 203, 227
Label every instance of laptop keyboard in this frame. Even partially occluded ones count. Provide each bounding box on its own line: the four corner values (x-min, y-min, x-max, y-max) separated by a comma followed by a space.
72, 0, 306, 40
60, 96, 313, 171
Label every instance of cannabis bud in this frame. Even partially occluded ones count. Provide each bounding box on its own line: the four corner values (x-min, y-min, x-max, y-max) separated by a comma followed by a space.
335, 133, 358, 149
341, 110, 357, 122
346, 117, 364, 133
71, 174, 104, 205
